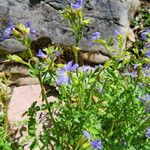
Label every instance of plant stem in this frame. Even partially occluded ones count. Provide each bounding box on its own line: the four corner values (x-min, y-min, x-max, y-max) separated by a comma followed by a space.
38, 77, 60, 145
3, 79, 9, 138
107, 120, 115, 138
74, 51, 78, 64
4, 101, 8, 138
28, 47, 33, 58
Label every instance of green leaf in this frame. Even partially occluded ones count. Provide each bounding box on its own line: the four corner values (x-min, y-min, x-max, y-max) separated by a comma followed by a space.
7, 55, 29, 66
30, 138, 37, 150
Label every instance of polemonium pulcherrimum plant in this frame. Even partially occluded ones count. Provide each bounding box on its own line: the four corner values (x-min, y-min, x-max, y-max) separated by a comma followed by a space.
61, 0, 91, 63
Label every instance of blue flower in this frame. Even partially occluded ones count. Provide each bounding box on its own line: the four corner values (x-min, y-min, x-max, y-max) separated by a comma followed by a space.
71, 0, 83, 10
91, 140, 102, 149
25, 21, 36, 34
88, 32, 101, 46
83, 130, 102, 149
141, 29, 150, 40
114, 30, 123, 36
56, 61, 79, 85
146, 127, 150, 138
128, 71, 138, 78
37, 49, 47, 58
133, 64, 139, 69
79, 66, 93, 72
144, 42, 150, 48
90, 32, 101, 40
142, 65, 150, 77
139, 94, 150, 112
144, 50, 150, 58
2, 21, 15, 40
139, 94, 150, 103
83, 131, 91, 140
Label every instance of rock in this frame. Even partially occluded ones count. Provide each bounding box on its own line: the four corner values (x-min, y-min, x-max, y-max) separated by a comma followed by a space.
8, 85, 40, 123
8, 84, 56, 149
0, 39, 28, 54
0, 61, 29, 78
14, 77, 39, 86
0, 61, 29, 85
0, 0, 140, 63
80, 51, 110, 64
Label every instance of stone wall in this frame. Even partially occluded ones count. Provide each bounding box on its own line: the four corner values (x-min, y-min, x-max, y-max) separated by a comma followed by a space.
0, 0, 140, 59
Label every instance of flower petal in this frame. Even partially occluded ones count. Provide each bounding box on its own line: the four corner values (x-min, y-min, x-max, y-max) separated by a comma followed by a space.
79, 66, 91, 72
90, 32, 101, 40
82, 131, 91, 140
141, 29, 150, 40
146, 127, 150, 138
2, 22, 14, 40
145, 50, 150, 58
70, 64, 79, 72
37, 49, 47, 58
91, 140, 102, 149
30, 28, 36, 34
64, 61, 73, 71
114, 30, 123, 36
57, 76, 70, 85
25, 21, 31, 28
139, 94, 150, 103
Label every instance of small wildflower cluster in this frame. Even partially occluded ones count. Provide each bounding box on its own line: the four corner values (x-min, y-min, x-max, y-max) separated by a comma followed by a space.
2, 21, 36, 40
56, 61, 78, 85
71, 0, 83, 10
88, 32, 101, 46
141, 28, 150, 58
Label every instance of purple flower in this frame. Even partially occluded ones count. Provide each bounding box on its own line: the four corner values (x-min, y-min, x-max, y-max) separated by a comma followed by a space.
2, 21, 15, 40
56, 61, 79, 85
142, 65, 150, 77
144, 50, 150, 58
139, 94, 150, 103
25, 21, 36, 34
141, 29, 150, 40
91, 140, 102, 149
144, 42, 150, 48
133, 64, 139, 69
114, 30, 123, 36
121, 71, 138, 78
83, 131, 102, 150
90, 32, 101, 40
128, 71, 138, 78
79, 66, 92, 72
88, 32, 101, 46
37, 49, 47, 58
139, 94, 150, 112
146, 127, 150, 138
83, 131, 91, 140
71, 0, 83, 10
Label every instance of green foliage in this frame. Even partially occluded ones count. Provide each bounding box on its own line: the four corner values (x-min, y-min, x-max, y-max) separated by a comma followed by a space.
20, 35, 149, 149
2, 1, 150, 150
61, 6, 91, 63
0, 76, 13, 150
130, 7, 150, 28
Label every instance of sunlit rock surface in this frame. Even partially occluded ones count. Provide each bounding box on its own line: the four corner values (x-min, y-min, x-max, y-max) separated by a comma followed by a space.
0, 0, 140, 62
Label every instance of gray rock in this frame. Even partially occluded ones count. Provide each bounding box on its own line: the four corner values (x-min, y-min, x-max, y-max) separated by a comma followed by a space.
0, 61, 29, 76
8, 84, 56, 149
0, 39, 28, 54
14, 77, 39, 86
0, 0, 140, 62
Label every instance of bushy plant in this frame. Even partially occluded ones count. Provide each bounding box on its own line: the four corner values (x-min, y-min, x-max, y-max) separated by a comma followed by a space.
0, 74, 13, 150
1, 0, 150, 149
